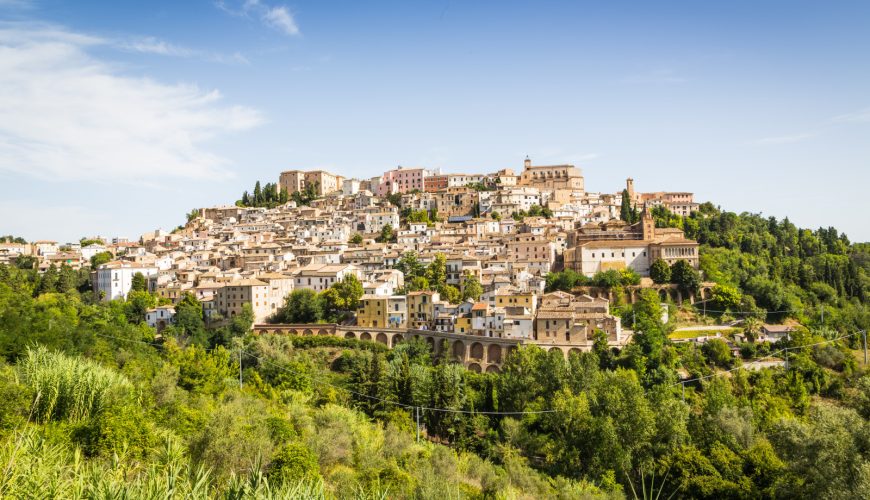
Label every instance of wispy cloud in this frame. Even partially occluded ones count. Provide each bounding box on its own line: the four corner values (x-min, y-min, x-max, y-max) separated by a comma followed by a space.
217, 0, 301, 36
0, 23, 264, 184
262, 5, 299, 36
753, 133, 814, 145
830, 107, 870, 123
0, 0, 34, 9
621, 69, 686, 85
117, 36, 249, 64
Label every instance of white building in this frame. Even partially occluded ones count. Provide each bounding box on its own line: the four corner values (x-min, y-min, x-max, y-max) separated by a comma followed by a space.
93, 262, 159, 301
145, 306, 176, 331
293, 263, 361, 292
572, 241, 651, 277
80, 243, 107, 262
342, 179, 361, 196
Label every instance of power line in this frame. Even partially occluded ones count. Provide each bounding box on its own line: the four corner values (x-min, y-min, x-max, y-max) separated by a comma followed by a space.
90, 332, 226, 351
245, 349, 559, 415
675, 330, 865, 387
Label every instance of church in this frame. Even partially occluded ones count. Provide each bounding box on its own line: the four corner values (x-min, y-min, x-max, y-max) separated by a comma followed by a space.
563, 206, 699, 277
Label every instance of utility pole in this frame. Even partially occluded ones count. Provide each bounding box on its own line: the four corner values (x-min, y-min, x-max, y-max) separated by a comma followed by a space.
820, 305, 824, 327
785, 349, 789, 371
681, 382, 685, 403
415, 407, 421, 443
238, 346, 243, 389
863, 331, 868, 367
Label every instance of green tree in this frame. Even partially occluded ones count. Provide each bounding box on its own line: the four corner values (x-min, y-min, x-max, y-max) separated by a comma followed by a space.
620, 189, 636, 223
14, 255, 37, 270
461, 273, 483, 302
275, 289, 324, 323
377, 224, 396, 243
650, 259, 671, 284
124, 290, 156, 323
327, 275, 364, 312
702, 338, 734, 368
229, 303, 255, 336
130, 272, 147, 293
56, 264, 77, 293
545, 269, 588, 292
671, 260, 701, 294
620, 268, 641, 286
592, 269, 623, 288
426, 253, 447, 290
36, 264, 58, 295
394, 251, 425, 281
439, 284, 461, 304
349, 233, 363, 245
253, 181, 262, 205
90, 251, 113, 268
173, 292, 206, 342
711, 283, 742, 310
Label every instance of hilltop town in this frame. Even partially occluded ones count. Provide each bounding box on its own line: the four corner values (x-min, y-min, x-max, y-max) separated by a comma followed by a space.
0, 158, 714, 369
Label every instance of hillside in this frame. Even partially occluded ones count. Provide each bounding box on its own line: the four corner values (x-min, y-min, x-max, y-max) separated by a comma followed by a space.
0, 203, 869, 499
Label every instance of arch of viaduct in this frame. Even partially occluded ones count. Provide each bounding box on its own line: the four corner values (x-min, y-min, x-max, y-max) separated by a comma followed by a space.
252, 323, 534, 373
572, 283, 715, 305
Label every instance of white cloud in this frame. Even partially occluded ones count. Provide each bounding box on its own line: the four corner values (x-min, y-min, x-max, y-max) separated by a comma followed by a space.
217, 0, 301, 36
0, 0, 34, 8
262, 5, 300, 36
117, 36, 249, 64
831, 107, 870, 123
754, 133, 814, 145
118, 36, 195, 57
0, 24, 263, 183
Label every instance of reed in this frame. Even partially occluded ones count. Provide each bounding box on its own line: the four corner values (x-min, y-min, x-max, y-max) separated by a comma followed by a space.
18, 345, 131, 423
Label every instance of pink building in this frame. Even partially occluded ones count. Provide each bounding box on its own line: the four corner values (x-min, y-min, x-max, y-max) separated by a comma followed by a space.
377, 166, 427, 196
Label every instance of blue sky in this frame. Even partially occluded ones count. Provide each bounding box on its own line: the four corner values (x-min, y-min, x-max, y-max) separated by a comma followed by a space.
1, 0, 869, 242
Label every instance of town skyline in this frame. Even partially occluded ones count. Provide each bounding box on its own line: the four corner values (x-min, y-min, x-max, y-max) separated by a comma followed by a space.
2, 0, 870, 241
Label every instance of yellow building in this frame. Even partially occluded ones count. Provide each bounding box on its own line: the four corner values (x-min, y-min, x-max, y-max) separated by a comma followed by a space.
407, 291, 439, 330
455, 315, 472, 334
494, 288, 537, 315
357, 295, 407, 329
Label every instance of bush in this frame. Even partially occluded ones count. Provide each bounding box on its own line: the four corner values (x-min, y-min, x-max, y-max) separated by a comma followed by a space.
268, 442, 321, 485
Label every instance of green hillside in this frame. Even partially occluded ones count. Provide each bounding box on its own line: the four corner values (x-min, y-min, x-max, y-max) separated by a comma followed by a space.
0, 203, 869, 499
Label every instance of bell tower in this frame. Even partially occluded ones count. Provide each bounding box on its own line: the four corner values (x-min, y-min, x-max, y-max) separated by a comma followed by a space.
626, 177, 635, 202
641, 204, 655, 241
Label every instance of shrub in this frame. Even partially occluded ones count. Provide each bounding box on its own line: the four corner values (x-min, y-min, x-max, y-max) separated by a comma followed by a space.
268, 442, 321, 485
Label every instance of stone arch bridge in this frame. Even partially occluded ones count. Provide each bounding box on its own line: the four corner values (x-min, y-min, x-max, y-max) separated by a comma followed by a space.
572, 283, 716, 305
253, 324, 610, 372
252, 324, 538, 373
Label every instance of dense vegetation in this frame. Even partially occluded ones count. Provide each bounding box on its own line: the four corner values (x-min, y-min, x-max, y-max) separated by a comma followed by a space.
237, 180, 291, 208
0, 204, 869, 498
650, 203, 868, 330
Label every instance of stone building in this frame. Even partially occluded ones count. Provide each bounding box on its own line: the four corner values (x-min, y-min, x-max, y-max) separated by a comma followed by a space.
279, 169, 343, 196
517, 157, 584, 192
563, 206, 699, 277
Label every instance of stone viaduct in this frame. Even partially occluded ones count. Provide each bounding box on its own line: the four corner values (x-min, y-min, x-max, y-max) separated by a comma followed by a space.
251, 324, 602, 373
572, 283, 716, 305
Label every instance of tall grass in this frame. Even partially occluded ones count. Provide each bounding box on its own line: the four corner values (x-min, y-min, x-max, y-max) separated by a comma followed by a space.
18, 345, 131, 423
0, 431, 331, 499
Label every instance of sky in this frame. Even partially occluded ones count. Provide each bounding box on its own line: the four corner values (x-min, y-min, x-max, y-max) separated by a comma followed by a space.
1, 0, 869, 242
